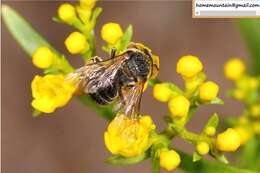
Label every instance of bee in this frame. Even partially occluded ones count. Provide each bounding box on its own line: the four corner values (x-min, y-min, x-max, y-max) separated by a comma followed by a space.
66, 42, 159, 118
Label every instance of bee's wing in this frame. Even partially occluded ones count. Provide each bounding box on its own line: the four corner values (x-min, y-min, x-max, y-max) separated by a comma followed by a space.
115, 82, 144, 119
65, 55, 127, 94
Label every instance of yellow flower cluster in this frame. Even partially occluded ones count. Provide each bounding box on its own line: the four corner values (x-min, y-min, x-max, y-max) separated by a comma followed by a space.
153, 56, 219, 120
31, 74, 75, 113
57, 1, 99, 55
224, 58, 260, 147
104, 115, 156, 157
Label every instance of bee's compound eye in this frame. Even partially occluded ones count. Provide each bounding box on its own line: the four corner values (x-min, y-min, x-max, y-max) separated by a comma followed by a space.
128, 52, 150, 80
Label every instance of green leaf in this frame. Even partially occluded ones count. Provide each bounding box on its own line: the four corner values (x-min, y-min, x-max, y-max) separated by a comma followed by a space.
179, 151, 258, 173
167, 82, 183, 95
32, 109, 41, 118
210, 97, 224, 105
192, 152, 202, 162
203, 113, 219, 130
116, 25, 133, 52
105, 152, 149, 165
2, 5, 53, 56
236, 20, 260, 75
90, 7, 102, 24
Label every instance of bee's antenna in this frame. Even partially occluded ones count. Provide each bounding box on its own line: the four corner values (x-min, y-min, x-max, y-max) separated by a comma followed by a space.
111, 47, 116, 59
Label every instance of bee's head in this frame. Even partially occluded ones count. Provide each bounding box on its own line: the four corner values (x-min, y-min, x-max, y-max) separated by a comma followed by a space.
127, 42, 159, 80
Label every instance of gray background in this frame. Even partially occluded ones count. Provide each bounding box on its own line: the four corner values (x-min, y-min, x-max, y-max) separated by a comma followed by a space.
2, 1, 249, 173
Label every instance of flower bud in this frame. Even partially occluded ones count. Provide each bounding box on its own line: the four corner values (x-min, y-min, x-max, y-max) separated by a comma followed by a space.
153, 83, 173, 102
32, 47, 54, 69
233, 89, 245, 100
65, 32, 89, 54
253, 122, 260, 134
159, 150, 181, 171
199, 81, 219, 101
196, 142, 210, 155
58, 3, 76, 23
205, 126, 216, 136
79, 0, 96, 9
251, 104, 260, 118
168, 95, 190, 118
101, 23, 123, 45
234, 127, 251, 145
224, 58, 245, 81
248, 77, 259, 90
216, 128, 241, 152
176, 55, 203, 79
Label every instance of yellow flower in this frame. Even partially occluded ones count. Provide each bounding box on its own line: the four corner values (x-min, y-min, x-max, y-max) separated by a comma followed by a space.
65, 32, 89, 54
79, 0, 96, 9
31, 74, 75, 113
153, 83, 173, 102
224, 58, 245, 81
199, 81, 219, 101
58, 3, 76, 23
233, 88, 245, 100
196, 142, 210, 155
248, 77, 259, 90
251, 104, 260, 118
168, 95, 190, 118
32, 47, 55, 69
253, 122, 260, 134
216, 128, 241, 152
104, 115, 155, 157
176, 55, 203, 79
234, 127, 252, 145
101, 23, 123, 45
159, 150, 181, 171
205, 126, 216, 136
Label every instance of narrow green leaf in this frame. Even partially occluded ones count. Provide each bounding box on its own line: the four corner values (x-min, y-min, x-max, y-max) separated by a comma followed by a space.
32, 109, 41, 118
116, 25, 133, 52
192, 152, 202, 162
105, 152, 149, 165
236, 20, 260, 75
203, 113, 219, 130
2, 5, 53, 56
167, 83, 183, 95
210, 97, 224, 105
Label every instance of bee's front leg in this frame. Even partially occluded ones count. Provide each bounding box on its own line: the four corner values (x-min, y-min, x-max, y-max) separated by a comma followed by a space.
110, 48, 116, 59
86, 56, 103, 65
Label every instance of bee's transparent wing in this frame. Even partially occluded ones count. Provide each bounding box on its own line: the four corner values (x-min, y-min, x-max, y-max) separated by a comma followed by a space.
115, 83, 144, 119
65, 55, 127, 94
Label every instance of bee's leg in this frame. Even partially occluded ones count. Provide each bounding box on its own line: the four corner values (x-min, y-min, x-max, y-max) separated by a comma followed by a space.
110, 48, 116, 59
85, 56, 103, 65
92, 56, 103, 62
